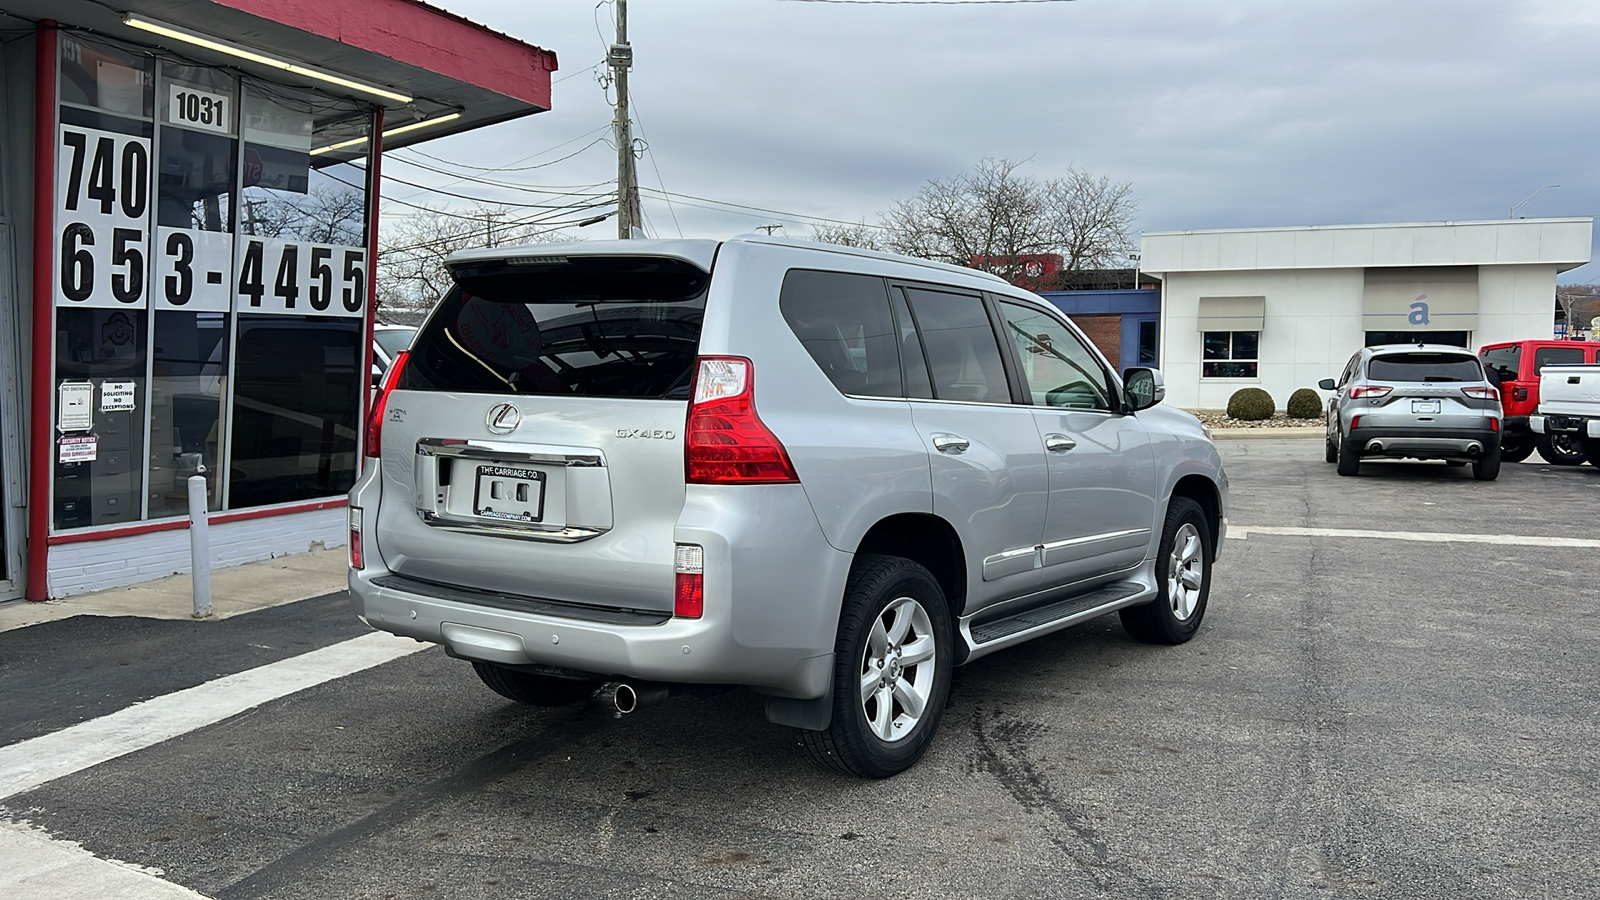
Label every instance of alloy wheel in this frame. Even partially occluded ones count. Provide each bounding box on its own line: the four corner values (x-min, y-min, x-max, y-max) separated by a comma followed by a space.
1167, 523, 1205, 621
858, 596, 937, 743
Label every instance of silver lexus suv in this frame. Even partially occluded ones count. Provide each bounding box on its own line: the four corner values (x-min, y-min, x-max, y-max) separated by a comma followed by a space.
349, 236, 1229, 777
1319, 344, 1502, 480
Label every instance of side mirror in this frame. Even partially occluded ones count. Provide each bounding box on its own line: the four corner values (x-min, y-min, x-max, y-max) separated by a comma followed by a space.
1123, 367, 1165, 412
1317, 378, 1337, 391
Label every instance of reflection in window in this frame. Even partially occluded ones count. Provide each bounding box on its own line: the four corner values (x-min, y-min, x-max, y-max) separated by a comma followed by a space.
1000, 302, 1113, 410
157, 127, 236, 231
227, 315, 362, 508
55, 309, 149, 529
902, 288, 1009, 403
238, 88, 368, 246
149, 312, 229, 516
1202, 330, 1259, 379
779, 271, 901, 397
60, 34, 152, 118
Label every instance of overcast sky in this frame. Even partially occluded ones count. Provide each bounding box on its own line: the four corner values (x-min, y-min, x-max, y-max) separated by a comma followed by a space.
390, 0, 1600, 283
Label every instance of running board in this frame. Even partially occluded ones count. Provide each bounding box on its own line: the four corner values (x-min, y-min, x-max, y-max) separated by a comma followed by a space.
961, 581, 1154, 662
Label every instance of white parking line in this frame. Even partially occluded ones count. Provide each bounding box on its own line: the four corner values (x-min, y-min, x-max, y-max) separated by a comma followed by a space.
0, 631, 426, 801
1228, 525, 1600, 549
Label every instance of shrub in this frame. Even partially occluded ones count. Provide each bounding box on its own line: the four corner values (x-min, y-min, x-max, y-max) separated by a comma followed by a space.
1286, 388, 1323, 419
1226, 387, 1275, 421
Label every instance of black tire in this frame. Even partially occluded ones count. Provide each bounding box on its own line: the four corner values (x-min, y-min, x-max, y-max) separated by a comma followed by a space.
1324, 434, 1338, 463
1336, 434, 1361, 476
1472, 444, 1501, 481
472, 662, 602, 706
801, 555, 953, 779
1500, 437, 1534, 463
1536, 433, 1586, 466
1120, 497, 1212, 645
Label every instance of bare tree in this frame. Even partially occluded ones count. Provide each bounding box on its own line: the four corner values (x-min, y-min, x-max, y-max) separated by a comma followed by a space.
376, 204, 576, 323
1557, 284, 1600, 339
809, 220, 886, 251
815, 158, 1138, 289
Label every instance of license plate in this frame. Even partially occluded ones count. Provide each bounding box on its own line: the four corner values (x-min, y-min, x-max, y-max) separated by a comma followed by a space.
472, 465, 546, 522
1411, 399, 1441, 414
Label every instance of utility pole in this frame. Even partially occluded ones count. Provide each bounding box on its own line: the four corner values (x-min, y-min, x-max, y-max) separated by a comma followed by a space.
610, 0, 642, 239
483, 209, 504, 247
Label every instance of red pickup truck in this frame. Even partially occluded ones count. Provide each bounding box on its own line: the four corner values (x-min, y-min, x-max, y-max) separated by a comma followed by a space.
1479, 339, 1600, 464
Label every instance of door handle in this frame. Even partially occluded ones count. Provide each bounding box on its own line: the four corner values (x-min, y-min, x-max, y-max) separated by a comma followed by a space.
931, 433, 970, 454
1044, 433, 1076, 453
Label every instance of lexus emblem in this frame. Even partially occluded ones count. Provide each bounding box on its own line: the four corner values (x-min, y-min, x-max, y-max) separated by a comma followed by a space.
486, 402, 521, 435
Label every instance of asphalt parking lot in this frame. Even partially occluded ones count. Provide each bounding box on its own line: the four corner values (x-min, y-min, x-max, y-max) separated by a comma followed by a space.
4, 439, 1599, 899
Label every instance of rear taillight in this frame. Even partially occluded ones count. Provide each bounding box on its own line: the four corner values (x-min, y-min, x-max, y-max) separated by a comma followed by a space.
674, 545, 704, 618
349, 507, 364, 570
1349, 385, 1393, 399
365, 351, 409, 459
1461, 385, 1499, 401
685, 357, 799, 484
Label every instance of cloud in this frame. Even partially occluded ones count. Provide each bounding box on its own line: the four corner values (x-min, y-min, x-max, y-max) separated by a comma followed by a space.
403, 0, 1598, 280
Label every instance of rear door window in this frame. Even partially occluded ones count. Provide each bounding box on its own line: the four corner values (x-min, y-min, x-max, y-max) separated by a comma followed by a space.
1479, 345, 1520, 383
779, 270, 901, 397
1367, 353, 1482, 383
1533, 346, 1584, 374
400, 256, 708, 399
901, 287, 1011, 403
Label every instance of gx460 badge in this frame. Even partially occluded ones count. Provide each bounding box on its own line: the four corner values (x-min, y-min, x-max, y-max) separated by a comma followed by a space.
616, 428, 676, 439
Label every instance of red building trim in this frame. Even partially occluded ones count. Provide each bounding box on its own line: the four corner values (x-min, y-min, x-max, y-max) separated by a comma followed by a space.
360, 107, 383, 462
211, 0, 557, 108
46, 498, 349, 545
27, 22, 58, 601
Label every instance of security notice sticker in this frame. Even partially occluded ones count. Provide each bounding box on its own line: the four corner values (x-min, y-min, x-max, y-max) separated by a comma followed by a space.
59, 434, 98, 464
101, 380, 137, 411
58, 382, 94, 432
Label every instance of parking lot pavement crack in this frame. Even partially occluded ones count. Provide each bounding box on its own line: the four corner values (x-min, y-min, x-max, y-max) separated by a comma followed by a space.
968, 708, 1163, 898
215, 711, 619, 900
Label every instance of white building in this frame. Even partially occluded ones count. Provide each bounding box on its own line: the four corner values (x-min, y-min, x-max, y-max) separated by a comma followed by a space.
1139, 218, 1594, 411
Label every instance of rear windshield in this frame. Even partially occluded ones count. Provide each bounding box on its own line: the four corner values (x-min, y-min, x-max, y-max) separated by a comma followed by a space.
399, 256, 708, 399
1367, 352, 1482, 383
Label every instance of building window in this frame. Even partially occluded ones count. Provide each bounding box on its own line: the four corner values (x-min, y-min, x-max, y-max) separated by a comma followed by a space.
1137, 319, 1158, 366
1202, 331, 1258, 378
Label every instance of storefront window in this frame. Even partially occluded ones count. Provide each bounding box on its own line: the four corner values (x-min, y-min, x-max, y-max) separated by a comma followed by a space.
149, 63, 238, 516
51, 36, 374, 531
226, 87, 370, 509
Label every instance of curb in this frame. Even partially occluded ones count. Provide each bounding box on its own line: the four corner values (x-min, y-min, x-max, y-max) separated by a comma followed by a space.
1210, 428, 1322, 441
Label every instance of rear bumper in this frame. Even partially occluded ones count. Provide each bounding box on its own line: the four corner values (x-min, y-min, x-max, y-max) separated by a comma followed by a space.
349, 482, 850, 699
1529, 415, 1600, 438
1348, 426, 1500, 459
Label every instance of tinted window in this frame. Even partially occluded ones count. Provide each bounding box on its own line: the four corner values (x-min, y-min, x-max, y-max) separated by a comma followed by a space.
779, 270, 901, 397
373, 328, 416, 360
902, 288, 1010, 403
402, 257, 708, 399
1000, 301, 1114, 410
1479, 345, 1520, 383
891, 292, 934, 400
1367, 353, 1482, 383
1534, 346, 1584, 374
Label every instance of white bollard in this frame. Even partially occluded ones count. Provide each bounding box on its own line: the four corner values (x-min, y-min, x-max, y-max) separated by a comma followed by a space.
188, 475, 212, 618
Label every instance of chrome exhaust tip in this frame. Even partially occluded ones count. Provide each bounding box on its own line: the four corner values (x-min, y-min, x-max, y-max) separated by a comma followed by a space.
600, 681, 672, 716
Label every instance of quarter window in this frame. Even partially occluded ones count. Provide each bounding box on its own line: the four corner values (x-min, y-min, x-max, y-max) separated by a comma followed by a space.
1533, 346, 1584, 374
1202, 331, 1259, 378
779, 270, 901, 398
1000, 301, 1114, 411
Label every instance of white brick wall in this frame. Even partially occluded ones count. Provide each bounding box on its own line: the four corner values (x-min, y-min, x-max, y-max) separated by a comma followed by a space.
47, 507, 347, 598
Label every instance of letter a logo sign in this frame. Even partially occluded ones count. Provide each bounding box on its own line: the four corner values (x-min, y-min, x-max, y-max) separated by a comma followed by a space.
1408, 294, 1430, 326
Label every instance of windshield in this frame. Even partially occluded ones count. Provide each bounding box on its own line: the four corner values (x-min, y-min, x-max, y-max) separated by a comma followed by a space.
1367, 353, 1482, 383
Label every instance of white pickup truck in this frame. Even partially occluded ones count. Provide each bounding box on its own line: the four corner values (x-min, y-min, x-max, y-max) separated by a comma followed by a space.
1529, 364, 1600, 465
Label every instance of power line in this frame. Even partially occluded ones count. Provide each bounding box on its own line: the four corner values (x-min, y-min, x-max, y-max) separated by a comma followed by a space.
636, 186, 887, 229
387, 149, 615, 196
396, 125, 612, 173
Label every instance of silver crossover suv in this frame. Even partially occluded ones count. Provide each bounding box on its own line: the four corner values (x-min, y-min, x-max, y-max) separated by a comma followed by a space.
1319, 344, 1502, 480
349, 236, 1230, 777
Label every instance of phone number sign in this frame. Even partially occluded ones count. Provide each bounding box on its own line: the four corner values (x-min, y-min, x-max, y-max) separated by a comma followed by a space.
53, 123, 366, 318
